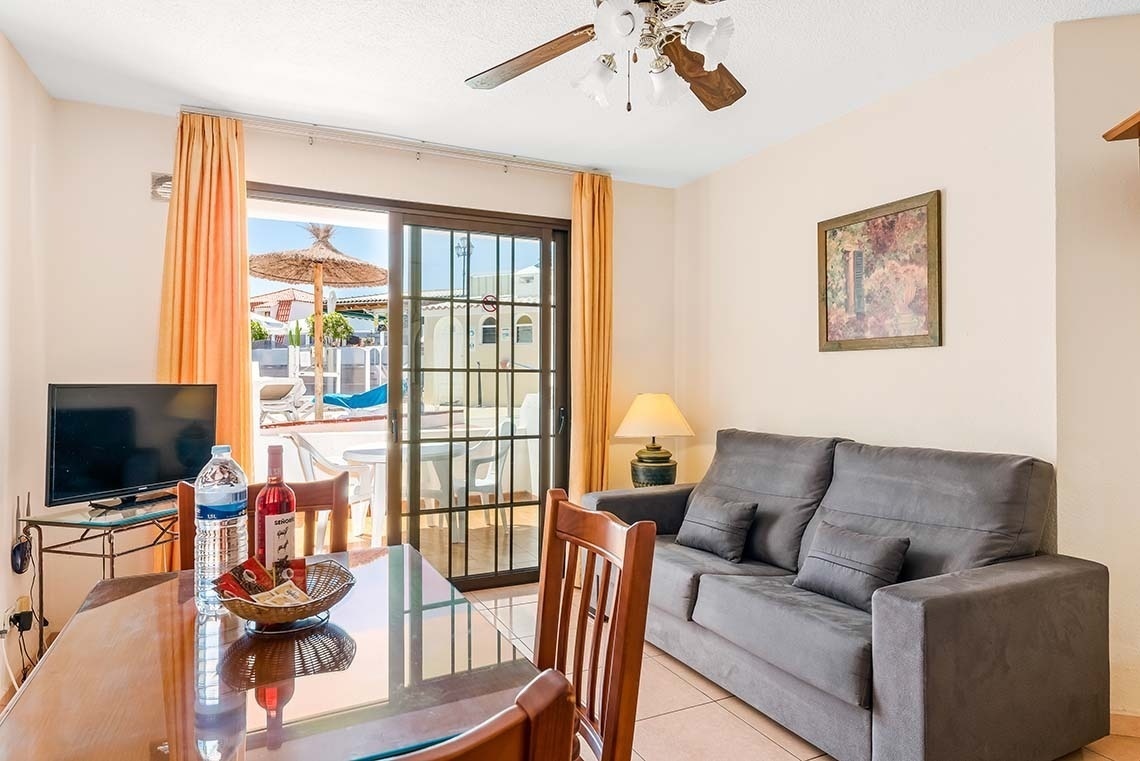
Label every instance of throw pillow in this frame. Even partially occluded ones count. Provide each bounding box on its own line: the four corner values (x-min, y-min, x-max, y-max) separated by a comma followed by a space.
794, 521, 910, 612
675, 494, 758, 563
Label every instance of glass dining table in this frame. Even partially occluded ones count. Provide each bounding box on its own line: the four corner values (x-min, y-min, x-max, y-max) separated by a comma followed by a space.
0, 545, 537, 760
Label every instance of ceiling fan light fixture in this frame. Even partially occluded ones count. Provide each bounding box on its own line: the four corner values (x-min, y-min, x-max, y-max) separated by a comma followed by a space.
574, 54, 618, 107
593, 0, 647, 52
683, 17, 735, 71
648, 57, 685, 106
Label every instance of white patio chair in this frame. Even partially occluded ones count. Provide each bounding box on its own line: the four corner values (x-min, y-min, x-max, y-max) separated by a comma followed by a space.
284, 432, 374, 549
452, 420, 514, 532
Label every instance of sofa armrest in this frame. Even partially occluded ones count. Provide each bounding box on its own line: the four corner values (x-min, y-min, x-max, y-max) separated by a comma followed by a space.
580, 484, 695, 535
872, 554, 1109, 761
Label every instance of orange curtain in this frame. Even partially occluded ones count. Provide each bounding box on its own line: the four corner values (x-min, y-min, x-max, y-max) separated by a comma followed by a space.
568, 173, 614, 501
157, 113, 251, 567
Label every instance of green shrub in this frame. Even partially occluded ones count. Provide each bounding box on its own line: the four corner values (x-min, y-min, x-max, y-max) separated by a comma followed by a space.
307, 311, 354, 344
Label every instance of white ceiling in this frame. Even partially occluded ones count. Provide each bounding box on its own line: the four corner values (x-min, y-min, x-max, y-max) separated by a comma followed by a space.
2, 1, 1139, 186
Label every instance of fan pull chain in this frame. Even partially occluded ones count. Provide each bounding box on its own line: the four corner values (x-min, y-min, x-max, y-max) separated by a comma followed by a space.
627, 51, 632, 112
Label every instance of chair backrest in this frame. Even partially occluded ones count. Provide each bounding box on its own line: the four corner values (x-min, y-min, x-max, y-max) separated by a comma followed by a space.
496, 420, 514, 476
534, 489, 655, 761
397, 669, 575, 761
176, 472, 350, 570
286, 432, 344, 480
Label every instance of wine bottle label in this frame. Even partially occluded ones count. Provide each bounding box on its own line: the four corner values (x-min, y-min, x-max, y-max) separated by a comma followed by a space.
265, 512, 296, 567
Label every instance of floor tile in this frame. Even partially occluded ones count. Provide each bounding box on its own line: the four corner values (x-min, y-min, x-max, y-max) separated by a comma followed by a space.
643, 641, 663, 657
655, 653, 732, 700
1088, 735, 1140, 761
635, 657, 714, 720
719, 697, 825, 760
493, 601, 538, 639
1057, 750, 1111, 760
635, 702, 799, 761
469, 582, 539, 607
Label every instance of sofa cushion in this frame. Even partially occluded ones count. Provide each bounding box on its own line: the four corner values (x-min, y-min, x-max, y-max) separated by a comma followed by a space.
690, 430, 843, 571
802, 442, 1055, 581
794, 521, 910, 612
692, 574, 873, 708
675, 493, 757, 563
650, 535, 791, 620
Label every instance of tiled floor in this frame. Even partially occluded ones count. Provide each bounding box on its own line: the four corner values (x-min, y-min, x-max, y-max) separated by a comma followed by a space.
466, 582, 1138, 761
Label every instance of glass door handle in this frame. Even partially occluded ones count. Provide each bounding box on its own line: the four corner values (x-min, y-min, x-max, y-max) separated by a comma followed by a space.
557, 407, 568, 436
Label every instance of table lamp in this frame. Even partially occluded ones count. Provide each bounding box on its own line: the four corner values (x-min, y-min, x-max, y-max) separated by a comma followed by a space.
614, 393, 694, 488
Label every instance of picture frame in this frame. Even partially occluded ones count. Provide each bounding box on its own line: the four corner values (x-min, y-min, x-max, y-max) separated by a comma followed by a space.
817, 190, 942, 352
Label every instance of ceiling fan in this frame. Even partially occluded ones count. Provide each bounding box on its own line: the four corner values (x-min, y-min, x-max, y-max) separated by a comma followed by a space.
465, 0, 746, 112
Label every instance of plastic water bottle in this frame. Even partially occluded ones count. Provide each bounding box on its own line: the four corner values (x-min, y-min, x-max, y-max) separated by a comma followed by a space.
194, 445, 249, 613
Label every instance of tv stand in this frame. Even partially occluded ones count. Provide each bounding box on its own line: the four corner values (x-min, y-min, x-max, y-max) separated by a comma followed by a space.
89, 489, 176, 511
21, 496, 180, 658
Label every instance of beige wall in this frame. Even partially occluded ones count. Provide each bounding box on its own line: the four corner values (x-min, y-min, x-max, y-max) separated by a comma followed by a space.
610, 182, 676, 489
673, 29, 1057, 479
1055, 15, 1140, 715
0, 34, 53, 690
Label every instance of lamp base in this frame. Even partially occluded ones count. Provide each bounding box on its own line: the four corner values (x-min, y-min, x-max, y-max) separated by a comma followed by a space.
630, 440, 677, 488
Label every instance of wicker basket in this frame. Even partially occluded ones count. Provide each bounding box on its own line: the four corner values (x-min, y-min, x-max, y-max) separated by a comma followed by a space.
220, 622, 357, 690
219, 559, 355, 627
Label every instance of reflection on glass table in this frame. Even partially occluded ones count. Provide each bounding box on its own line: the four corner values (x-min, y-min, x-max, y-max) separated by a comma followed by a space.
0, 546, 537, 761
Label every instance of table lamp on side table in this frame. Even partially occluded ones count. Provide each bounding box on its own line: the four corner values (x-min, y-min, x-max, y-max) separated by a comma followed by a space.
614, 393, 694, 488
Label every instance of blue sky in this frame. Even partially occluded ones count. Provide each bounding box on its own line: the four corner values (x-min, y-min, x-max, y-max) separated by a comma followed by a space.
248, 217, 542, 301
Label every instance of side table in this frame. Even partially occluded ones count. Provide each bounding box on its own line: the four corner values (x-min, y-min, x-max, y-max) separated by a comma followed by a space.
21, 499, 179, 656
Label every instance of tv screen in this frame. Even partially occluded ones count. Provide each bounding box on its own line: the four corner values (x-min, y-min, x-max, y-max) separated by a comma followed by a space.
46, 384, 218, 506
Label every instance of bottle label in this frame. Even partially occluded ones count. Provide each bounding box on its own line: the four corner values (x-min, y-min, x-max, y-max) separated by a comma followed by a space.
265, 512, 296, 567
197, 499, 247, 520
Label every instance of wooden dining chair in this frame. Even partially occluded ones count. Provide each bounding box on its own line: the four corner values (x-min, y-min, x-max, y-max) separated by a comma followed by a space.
534, 489, 656, 761
176, 471, 351, 569
395, 669, 575, 761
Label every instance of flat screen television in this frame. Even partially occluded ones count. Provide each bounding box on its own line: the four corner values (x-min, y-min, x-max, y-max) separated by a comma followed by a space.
45, 383, 218, 507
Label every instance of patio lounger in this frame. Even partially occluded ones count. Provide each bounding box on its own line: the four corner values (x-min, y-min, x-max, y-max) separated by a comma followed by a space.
260, 379, 313, 423
323, 383, 388, 411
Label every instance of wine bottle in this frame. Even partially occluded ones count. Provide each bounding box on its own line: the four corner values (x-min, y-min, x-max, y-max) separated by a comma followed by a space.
255, 444, 297, 580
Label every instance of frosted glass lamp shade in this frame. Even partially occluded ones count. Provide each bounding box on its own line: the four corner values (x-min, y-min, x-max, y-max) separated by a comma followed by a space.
594, 0, 646, 52
575, 55, 618, 107
615, 394, 694, 439
683, 17, 735, 71
649, 59, 686, 106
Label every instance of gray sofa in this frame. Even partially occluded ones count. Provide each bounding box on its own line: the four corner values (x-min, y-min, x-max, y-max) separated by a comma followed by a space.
583, 429, 1108, 761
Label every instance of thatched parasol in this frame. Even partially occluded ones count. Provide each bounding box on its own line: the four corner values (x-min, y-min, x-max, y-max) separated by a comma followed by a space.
250, 224, 388, 418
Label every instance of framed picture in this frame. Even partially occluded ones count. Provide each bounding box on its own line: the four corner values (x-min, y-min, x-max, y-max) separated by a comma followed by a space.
818, 190, 942, 352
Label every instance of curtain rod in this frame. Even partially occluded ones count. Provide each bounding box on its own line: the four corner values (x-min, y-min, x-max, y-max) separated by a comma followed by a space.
180, 105, 604, 178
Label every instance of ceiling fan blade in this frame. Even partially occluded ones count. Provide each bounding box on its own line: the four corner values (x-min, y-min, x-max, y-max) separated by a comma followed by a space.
467, 25, 596, 90
663, 38, 747, 112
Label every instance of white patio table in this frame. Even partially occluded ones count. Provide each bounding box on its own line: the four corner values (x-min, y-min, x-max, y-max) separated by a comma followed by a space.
342, 440, 468, 544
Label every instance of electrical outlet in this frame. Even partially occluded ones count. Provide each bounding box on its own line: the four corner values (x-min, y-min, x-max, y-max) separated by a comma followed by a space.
14, 596, 30, 614
8, 611, 32, 632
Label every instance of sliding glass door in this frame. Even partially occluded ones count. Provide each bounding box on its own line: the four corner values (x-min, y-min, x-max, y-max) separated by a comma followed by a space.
389, 216, 569, 589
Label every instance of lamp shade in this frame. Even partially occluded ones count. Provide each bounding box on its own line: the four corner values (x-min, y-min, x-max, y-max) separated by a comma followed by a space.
574, 54, 618, 107
649, 58, 686, 106
614, 393, 694, 439
683, 17, 735, 72
593, 0, 646, 52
